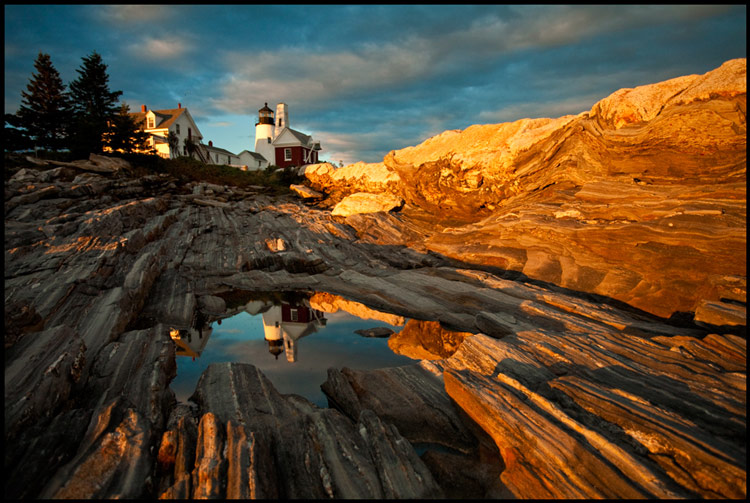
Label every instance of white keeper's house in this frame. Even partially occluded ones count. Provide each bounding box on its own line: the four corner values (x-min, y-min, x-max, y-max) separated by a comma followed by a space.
130, 103, 204, 160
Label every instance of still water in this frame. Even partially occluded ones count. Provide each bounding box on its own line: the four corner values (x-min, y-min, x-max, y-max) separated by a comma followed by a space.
169, 292, 416, 407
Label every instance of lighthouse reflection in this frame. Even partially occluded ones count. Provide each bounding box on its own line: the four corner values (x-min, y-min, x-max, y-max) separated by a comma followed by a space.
257, 299, 327, 362
170, 295, 327, 364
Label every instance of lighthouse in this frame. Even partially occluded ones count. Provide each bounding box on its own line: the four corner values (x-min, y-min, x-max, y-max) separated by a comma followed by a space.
254, 102, 275, 164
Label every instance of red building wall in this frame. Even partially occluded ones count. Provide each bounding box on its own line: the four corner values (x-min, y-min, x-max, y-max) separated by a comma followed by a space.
275, 146, 317, 168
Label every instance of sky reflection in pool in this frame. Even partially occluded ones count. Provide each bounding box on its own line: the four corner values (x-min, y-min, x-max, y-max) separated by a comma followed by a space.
170, 298, 415, 407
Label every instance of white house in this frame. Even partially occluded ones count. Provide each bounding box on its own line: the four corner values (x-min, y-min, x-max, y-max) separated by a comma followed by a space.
130, 104, 204, 159
204, 140, 241, 166
238, 149, 269, 171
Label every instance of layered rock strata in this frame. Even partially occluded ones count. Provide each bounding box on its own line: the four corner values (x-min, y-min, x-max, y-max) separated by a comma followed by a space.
305, 58, 747, 321
4, 58, 746, 500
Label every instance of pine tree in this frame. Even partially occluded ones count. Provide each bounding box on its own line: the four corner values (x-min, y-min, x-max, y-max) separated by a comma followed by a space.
106, 103, 150, 154
4, 113, 33, 153
16, 52, 71, 152
67, 51, 122, 157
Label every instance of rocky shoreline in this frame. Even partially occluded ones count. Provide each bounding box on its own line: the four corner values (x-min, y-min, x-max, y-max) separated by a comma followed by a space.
4, 59, 746, 499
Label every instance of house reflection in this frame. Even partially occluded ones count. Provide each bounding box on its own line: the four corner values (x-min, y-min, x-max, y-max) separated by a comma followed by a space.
260, 300, 326, 362
169, 322, 213, 361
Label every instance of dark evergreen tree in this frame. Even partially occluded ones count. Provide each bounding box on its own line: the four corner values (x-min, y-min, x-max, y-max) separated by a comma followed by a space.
67, 51, 122, 157
15, 52, 71, 152
106, 103, 151, 153
4, 113, 33, 153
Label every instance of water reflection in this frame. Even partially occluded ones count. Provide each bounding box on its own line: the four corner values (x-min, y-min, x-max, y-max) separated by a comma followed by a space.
167, 291, 415, 406
257, 299, 327, 362
169, 323, 213, 360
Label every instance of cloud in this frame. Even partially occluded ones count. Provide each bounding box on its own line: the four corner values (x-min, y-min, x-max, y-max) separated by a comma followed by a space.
209, 5, 735, 118
128, 36, 192, 61
98, 5, 172, 24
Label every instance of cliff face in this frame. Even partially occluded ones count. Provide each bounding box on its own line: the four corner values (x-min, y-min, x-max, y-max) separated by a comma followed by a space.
310, 58, 747, 319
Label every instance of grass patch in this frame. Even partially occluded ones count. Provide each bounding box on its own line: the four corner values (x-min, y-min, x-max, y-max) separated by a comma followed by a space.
4, 151, 305, 192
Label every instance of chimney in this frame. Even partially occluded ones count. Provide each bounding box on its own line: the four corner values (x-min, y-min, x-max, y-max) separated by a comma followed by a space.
178, 103, 181, 109
208, 140, 213, 147
141, 104, 147, 113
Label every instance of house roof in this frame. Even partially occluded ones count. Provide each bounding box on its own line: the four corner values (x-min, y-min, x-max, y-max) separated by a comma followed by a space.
130, 107, 187, 130
204, 144, 236, 157
273, 127, 313, 146
238, 150, 268, 161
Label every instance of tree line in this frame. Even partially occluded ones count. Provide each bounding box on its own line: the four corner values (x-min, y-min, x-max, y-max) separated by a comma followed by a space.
5, 51, 150, 158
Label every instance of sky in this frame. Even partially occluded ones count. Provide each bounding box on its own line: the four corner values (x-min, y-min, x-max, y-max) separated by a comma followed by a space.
4, 4, 746, 165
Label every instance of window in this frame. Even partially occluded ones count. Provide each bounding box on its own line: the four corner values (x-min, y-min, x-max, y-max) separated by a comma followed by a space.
267, 138, 271, 143
284, 148, 292, 161
290, 308, 299, 322
176, 124, 180, 135
227, 155, 230, 164
147, 116, 154, 128
188, 127, 192, 139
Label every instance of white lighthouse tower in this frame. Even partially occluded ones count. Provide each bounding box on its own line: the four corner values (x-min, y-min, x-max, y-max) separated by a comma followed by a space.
254, 102, 275, 164
261, 304, 284, 360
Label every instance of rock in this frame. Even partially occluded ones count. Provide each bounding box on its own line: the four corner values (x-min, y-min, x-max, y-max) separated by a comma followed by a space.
89, 153, 131, 172
290, 183, 324, 199
357, 408, 443, 498
303, 161, 402, 200
193, 198, 231, 208
4, 324, 87, 440
309, 291, 406, 326
694, 299, 747, 327
420, 448, 508, 499
442, 332, 746, 498
331, 191, 404, 217
590, 58, 746, 128
40, 404, 153, 499
186, 362, 441, 498
340, 59, 747, 318
197, 295, 226, 316
387, 319, 472, 359
354, 326, 394, 338
321, 362, 478, 454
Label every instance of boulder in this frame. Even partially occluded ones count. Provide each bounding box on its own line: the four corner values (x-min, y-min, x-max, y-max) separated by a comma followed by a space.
290, 183, 324, 199
388, 319, 473, 359
303, 161, 401, 198
354, 326, 395, 338
331, 191, 404, 217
